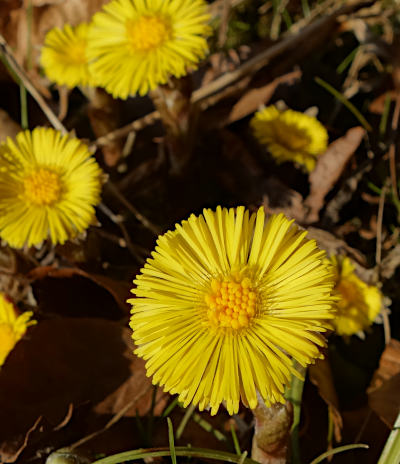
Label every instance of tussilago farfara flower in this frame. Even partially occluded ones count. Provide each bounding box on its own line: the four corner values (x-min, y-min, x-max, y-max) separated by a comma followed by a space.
87, 0, 211, 99
129, 207, 336, 415
250, 105, 328, 172
330, 255, 383, 337
41, 23, 94, 88
0, 293, 36, 367
0, 127, 103, 249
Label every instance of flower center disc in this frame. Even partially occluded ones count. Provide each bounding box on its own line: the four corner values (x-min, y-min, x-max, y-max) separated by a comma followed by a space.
275, 122, 310, 151
126, 15, 172, 52
68, 40, 88, 64
205, 276, 257, 330
24, 168, 61, 206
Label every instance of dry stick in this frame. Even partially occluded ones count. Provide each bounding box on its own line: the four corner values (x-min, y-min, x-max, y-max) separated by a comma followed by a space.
389, 94, 400, 206
69, 385, 152, 449
0, 33, 67, 134
105, 182, 161, 236
92, 0, 372, 149
375, 182, 391, 345
0, 33, 159, 236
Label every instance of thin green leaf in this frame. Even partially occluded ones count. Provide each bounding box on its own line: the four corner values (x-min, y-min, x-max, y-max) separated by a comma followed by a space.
162, 397, 180, 418
378, 411, 400, 464
92, 447, 260, 464
379, 94, 392, 137
167, 418, 177, 464
287, 365, 306, 464
193, 413, 226, 441
309, 444, 369, 464
231, 425, 241, 456
314, 76, 372, 131
238, 451, 247, 464
336, 46, 360, 74
302, 0, 310, 17
176, 403, 195, 439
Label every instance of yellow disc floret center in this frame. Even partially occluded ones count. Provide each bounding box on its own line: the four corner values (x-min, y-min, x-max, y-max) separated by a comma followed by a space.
275, 121, 310, 151
67, 40, 88, 64
205, 276, 257, 330
126, 15, 172, 52
24, 168, 61, 206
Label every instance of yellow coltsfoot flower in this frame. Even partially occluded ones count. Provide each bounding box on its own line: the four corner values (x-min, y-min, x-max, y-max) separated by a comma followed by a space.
129, 207, 336, 415
0, 127, 103, 248
0, 293, 36, 367
87, 0, 211, 99
250, 105, 328, 172
41, 23, 94, 88
330, 255, 383, 337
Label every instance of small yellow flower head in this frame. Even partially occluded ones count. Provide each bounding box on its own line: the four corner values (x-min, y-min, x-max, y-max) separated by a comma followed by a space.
250, 105, 328, 172
87, 0, 211, 98
0, 127, 103, 248
129, 207, 336, 415
0, 293, 36, 367
41, 23, 94, 88
330, 255, 383, 337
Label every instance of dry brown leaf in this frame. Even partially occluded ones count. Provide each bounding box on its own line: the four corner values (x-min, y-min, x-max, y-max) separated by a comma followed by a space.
227, 69, 301, 124
367, 340, 400, 428
369, 339, 400, 391
1, 0, 109, 72
380, 244, 400, 279
262, 179, 307, 223
309, 357, 343, 442
0, 318, 165, 463
306, 227, 367, 266
304, 127, 365, 223
0, 109, 21, 142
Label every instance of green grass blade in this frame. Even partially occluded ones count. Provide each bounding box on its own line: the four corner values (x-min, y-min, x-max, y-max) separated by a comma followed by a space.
176, 403, 195, 439
379, 94, 392, 138
286, 364, 306, 464
193, 413, 226, 441
377, 411, 400, 464
314, 76, 372, 131
167, 418, 177, 464
231, 425, 241, 455
92, 447, 260, 464
309, 443, 369, 464
162, 397, 180, 418
336, 46, 360, 74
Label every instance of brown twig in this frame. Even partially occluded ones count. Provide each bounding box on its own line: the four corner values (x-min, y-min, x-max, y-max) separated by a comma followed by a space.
69, 385, 152, 449
375, 183, 387, 269
91, 0, 372, 149
389, 94, 400, 206
375, 182, 391, 345
97, 202, 147, 263
0, 33, 67, 134
105, 182, 161, 236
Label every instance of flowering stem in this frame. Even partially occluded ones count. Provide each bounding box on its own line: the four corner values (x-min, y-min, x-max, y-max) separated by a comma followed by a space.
251, 396, 293, 464
150, 76, 197, 175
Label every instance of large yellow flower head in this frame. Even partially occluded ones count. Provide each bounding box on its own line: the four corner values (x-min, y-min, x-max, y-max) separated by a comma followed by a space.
330, 255, 383, 337
129, 207, 336, 415
41, 23, 94, 88
0, 293, 36, 367
87, 0, 211, 99
0, 127, 103, 249
250, 105, 328, 172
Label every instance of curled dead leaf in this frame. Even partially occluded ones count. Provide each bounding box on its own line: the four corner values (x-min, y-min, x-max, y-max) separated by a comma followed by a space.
304, 127, 365, 223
